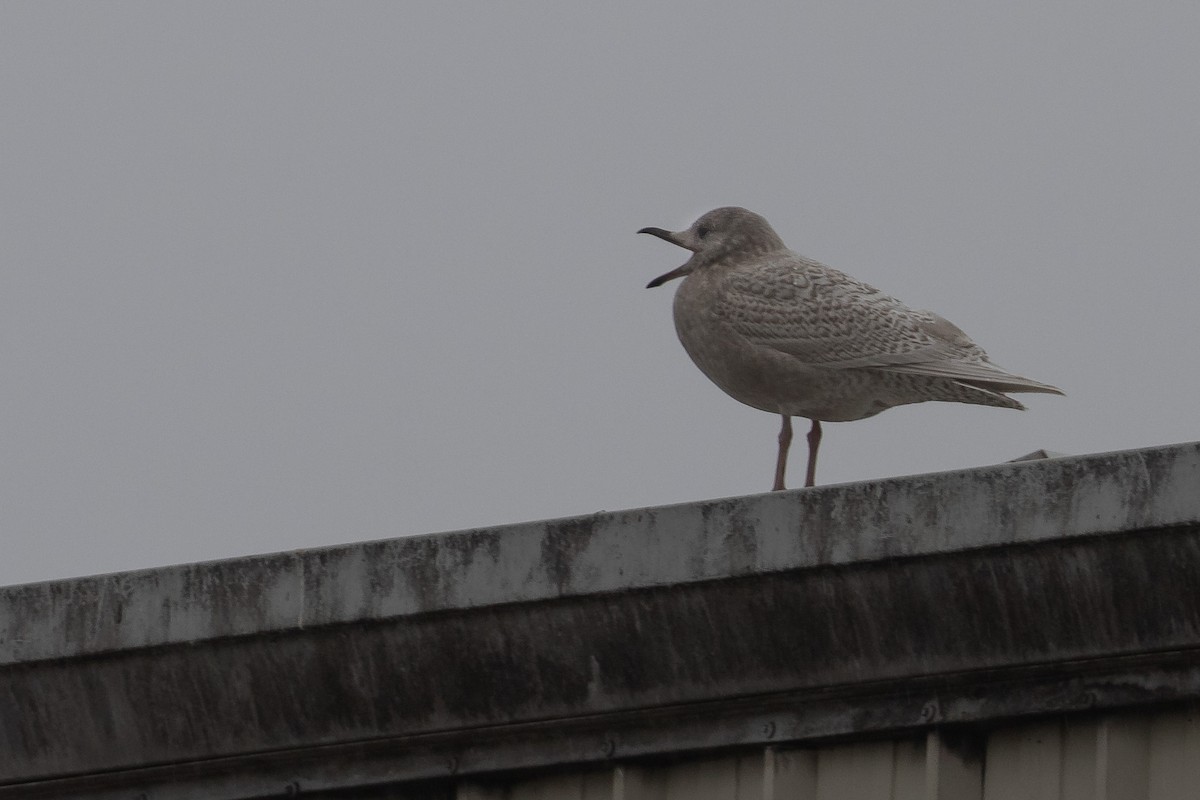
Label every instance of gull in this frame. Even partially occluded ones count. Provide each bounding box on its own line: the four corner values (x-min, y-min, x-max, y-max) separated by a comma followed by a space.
640, 207, 1063, 490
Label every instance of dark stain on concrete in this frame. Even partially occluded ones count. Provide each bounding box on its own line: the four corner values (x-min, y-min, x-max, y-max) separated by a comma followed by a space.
539, 516, 600, 593
6, 525, 1200, 782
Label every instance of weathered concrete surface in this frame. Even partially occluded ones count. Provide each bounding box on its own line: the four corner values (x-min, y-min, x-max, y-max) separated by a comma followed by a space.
3, 442, 1196, 665
1, 442, 1198, 798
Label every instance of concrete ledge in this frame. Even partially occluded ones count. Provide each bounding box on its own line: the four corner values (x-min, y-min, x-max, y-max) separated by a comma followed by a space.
2, 442, 1199, 797
3, 442, 1197, 665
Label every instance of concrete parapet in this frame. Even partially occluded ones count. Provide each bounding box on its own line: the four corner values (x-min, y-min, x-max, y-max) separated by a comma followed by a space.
2, 442, 1198, 798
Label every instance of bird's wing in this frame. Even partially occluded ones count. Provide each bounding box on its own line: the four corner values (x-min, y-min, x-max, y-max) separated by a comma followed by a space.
717, 254, 1064, 393
717, 255, 954, 367
877, 357, 1064, 393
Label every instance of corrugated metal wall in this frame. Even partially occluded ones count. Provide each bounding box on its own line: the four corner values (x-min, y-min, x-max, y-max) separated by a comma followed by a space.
458, 706, 1200, 800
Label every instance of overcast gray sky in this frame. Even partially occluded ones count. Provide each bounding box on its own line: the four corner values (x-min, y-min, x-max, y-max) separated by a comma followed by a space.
2, 3, 1197, 586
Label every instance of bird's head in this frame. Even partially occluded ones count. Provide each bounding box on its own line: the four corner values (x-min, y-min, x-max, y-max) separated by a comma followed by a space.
640, 206, 786, 288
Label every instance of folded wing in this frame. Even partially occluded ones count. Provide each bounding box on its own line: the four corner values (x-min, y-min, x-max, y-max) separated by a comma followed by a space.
717, 254, 1064, 396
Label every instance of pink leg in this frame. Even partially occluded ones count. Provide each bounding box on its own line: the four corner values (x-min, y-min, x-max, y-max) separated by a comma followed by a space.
805, 420, 822, 488
773, 415, 792, 491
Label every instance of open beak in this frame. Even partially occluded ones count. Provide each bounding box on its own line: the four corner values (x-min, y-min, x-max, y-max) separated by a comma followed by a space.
645, 264, 690, 288
639, 227, 695, 288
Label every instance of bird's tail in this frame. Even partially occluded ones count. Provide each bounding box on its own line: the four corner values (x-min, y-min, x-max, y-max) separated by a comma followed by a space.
883, 358, 1065, 397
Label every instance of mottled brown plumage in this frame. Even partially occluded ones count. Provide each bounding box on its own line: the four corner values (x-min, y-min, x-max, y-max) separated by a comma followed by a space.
641, 206, 1063, 489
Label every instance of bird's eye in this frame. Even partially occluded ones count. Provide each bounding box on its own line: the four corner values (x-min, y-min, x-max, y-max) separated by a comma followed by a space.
696, 225, 710, 239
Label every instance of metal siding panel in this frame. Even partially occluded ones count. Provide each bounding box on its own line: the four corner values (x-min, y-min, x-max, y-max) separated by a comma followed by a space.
734, 753, 764, 800
925, 730, 983, 800
458, 769, 615, 800
1147, 708, 1200, 800
1097, 716, 1151, 800
582, 769, 616, 800
615, 765, 664, 800
460, 708, 1200, 800
982, 720, 1064, 800
815, 741, 895, 800
764, 746, 818, 800
1060, 717, 1100, 800
509, 772, 597, 800
890, 737, 926, 800
661, 756, 740, 800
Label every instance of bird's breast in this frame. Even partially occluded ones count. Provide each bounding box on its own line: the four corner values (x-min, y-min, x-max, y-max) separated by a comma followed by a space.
668, 273, 891, 422
670, 276, 806, 414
